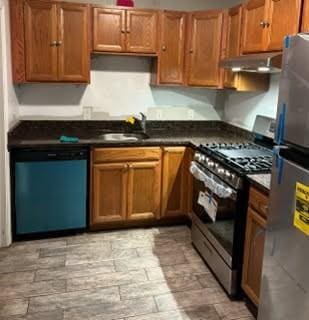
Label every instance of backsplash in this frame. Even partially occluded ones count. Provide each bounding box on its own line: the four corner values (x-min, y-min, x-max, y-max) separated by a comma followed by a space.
223, 74, 280, 131
16, 56, 224, 122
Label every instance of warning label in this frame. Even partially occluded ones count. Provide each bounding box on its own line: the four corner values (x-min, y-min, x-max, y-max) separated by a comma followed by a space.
294, 182, 309, 236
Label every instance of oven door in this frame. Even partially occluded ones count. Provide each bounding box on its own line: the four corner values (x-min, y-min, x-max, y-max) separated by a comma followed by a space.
191, 162, 238, 267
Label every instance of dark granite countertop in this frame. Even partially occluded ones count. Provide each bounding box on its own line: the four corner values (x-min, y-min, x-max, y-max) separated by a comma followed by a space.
8, 120, 254, 151
247, 174, 272, 194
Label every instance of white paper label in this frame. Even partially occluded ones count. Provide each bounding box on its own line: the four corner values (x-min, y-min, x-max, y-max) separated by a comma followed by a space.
198, 191, 218, 222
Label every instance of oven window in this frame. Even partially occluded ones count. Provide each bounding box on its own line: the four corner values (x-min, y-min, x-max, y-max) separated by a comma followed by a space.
193, 179, 236, 256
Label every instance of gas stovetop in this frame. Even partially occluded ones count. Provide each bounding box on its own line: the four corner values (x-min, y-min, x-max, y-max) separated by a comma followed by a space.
199, 142, 273, 174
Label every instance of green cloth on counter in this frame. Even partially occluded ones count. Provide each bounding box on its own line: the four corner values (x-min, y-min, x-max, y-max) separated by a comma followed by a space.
59, 135, 79, 143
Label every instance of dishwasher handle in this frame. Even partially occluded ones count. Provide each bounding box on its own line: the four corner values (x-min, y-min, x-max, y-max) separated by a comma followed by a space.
13, 148, 88, 162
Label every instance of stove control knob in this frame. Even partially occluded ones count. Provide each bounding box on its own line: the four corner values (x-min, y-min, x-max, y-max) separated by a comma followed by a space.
200, 155, 206, 162
207, 161, 215, 168
225, 171, 231, 179
194, 153, 201, 162
217, 168, 225, 175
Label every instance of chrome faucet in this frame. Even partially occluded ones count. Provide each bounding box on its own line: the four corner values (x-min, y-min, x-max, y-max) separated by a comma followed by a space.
126, 112, 147, 134
135, 112, 147, 134
133, 112, 147, 134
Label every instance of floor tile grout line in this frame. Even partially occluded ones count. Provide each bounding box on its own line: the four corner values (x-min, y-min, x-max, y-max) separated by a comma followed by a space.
152, 295, 160, 313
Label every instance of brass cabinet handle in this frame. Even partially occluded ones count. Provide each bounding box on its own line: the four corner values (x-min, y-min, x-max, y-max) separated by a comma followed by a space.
253, 229, 266, 247
261, 204, 269, 214
162, 45, 167, 51
260, 20, 265, 27
121, 30, 126, 33
259, 21, 270, 28
57, 41, 62, 46
189, 49, 194, 53
50, 41, 58, 47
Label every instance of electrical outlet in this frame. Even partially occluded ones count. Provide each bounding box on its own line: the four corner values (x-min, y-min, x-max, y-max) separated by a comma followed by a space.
83, 107, 92, 120
156, 110, 163, 120
188, 110, 194, 120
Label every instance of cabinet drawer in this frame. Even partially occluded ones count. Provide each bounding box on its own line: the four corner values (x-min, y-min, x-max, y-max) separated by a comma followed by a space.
249, 187, 269, 218
93, 147, 161, 163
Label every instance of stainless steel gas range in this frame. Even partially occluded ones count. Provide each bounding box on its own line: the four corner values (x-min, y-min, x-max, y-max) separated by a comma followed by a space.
190, 116, 275, 297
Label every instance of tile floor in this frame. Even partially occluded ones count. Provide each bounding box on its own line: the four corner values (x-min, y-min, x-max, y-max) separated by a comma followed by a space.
0, 226, 254, 320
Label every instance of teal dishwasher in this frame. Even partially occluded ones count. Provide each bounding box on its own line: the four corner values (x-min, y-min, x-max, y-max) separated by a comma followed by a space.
13, 148, 88, 238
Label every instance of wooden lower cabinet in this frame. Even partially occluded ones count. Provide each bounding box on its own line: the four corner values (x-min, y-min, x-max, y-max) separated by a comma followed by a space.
91, 146, 192, 228
127, 161, 161, 221
161, 147, 190, 218
91, 147, 162, 227
302, 0, 309, 31
92, 163, 128, 224
242, 187, 269, 306
186, 148, 194, 219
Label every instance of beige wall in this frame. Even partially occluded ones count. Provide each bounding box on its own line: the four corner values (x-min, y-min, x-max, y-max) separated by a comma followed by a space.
223, 75, 280, 131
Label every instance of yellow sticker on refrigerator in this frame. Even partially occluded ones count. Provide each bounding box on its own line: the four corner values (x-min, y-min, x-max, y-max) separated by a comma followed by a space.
294, 182, 309, 236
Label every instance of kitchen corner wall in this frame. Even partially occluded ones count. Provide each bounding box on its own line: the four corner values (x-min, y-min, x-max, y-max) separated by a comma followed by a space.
15, 0, 240, 122
223, 74, 280, 131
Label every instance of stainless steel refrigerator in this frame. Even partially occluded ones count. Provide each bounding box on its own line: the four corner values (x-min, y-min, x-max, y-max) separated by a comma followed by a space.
258, 34, 309, 320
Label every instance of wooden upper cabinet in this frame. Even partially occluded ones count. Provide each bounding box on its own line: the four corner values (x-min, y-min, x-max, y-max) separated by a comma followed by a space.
242, 0, 268, 53
24, 0, 58, 81
265, 0, 301, 51
242, 0, 302, 53
186, 10, 224, 87
58, 3, 90, 82
224, 5, 243, 88
127, 161, 161, 221
93, 8, 126, 52
92, 163, 128, 225
11, 0, 90, 83
126, 9, 158, 53
302, 0, 309, 31
161, 147, 187, 218
92, 7, 158, 54
158, 11, 187, 84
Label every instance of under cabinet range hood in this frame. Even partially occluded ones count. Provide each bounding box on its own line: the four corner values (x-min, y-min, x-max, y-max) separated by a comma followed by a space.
220, 52, 283, 73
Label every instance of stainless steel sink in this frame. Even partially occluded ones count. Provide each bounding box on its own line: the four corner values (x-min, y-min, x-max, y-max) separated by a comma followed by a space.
99, 133, 149, 142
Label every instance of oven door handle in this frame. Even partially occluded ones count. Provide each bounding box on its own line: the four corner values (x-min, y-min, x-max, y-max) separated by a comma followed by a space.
190, 161, 237, 200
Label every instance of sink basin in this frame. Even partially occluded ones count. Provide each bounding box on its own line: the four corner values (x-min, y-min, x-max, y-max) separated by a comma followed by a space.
99, 133, 149, 142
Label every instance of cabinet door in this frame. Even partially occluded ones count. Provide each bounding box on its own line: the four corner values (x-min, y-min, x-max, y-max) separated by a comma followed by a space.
224, 5, 243, 88
159, 11, 186, 84
126, 9, 158, 53
24, 0, 58, 81
161, 147, 187, 218
58, 3, 90, 82
127, 162, 161, 221
302, 0, 309, 31
242, 0, 268, 53
93, 7, 126, 52
185, 148, 194, 219
265, 0, 301, 51
92, 163, 128, 225
242, 207, 267, 306
186, 10, 224, 87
